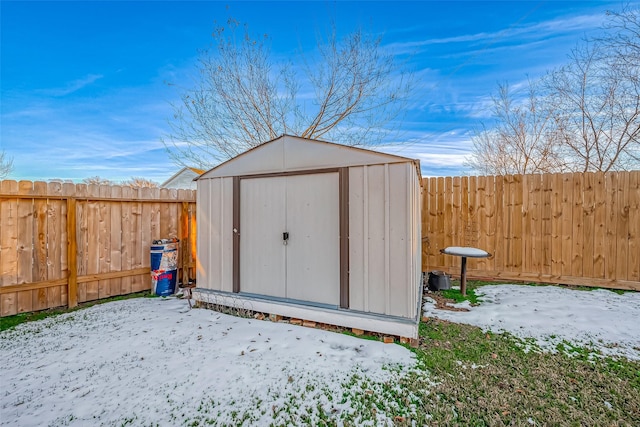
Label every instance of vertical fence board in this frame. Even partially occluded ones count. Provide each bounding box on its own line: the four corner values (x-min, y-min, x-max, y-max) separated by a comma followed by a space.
512, 175, 524, 272
460, 176, 470, 247
97, 185, 111, 299
476, 176, 489, 270
66, 197, 77, 308
571, 173, 584, 277
132, 188, 145, 292
141, 187, 154, 291
120, 186, 133, 295
190, 200, 197, 280
541, 174, 552, 275
47, 182, 63, 308
32, 181, 48, 311
169, 189, 179, 238
442, 177, 453, 269
530, 174, 542, 275
160, 188, 171, 239
179, 201, 189, 285
616, 172, 630, 281
628, 171, 640, 282
592, 172, 606, 279
110, 186, 123, 297
582, 173, 595, 279
451, 177, 461, 270
503, 175, 514, 271
0, 180, 19, 315
493, 176, 504, 271
16, 181, 34, 313
560, 174, 573, 277
604, 173, 618, 280
85, 185, 100, 302
551, 173, 563, 277
75, 185, 88, 304
522, 175, 532, 274
436, 177, 446, 267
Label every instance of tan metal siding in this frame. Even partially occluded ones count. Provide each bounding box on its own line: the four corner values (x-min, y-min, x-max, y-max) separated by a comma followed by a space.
347, 163, 421, 319
348, 166, 366, 311
388, 163, 410, 317
240, 177, 287, 298
365, 165, 387, 314
196, 178, 233, 292
220, 178, 234, 292
285, 173, 340, 305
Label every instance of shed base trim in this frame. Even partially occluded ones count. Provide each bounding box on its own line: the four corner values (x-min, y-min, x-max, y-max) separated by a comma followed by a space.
192, 289, 419, 339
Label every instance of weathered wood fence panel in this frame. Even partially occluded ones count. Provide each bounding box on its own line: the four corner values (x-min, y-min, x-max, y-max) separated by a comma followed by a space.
422, 171, 640, 291
0, 181, 196, 316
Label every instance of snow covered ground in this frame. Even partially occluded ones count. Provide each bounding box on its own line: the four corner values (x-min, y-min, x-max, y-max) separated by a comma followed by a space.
0, 298, 415, 426
1, 284, 638, 426
423, 284, 640, 360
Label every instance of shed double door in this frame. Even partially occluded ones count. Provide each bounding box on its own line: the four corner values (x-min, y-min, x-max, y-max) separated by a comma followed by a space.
239, 172, 340, 306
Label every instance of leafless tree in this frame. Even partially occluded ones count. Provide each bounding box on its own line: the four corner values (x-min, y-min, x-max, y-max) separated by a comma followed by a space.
0, 150, 13, 179
468, 6, 640, 175
163, 19, 412, 169
598, 4, 640, 69
544, 40, 640, 172
82, 176, 114, 186
121, 177, 159, 188
467, 82, 565, 175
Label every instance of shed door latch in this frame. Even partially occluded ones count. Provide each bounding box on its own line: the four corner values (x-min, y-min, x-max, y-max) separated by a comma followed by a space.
283, 232, 289, 245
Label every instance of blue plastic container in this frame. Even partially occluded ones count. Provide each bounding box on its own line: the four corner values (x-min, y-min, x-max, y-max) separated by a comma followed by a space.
152, 270, 177, 296
150, 240, 179, 296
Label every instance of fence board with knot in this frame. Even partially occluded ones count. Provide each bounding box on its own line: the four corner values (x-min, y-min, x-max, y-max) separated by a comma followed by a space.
0, 180, 197, 316
421, 171, 640, 291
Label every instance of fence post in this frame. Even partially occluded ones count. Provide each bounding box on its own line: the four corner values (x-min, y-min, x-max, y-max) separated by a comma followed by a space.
67, 197, 78, 308
180, 201, 189, 285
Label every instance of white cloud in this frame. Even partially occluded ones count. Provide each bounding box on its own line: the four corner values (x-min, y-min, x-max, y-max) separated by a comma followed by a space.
385, 12, 605, 54
41, 74, 104, 97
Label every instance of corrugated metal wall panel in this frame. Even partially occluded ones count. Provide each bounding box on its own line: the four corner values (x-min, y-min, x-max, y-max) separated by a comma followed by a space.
347, 163, 421, 319
220, 177, 234, 293
348, 166, 366, 311
196, 177, 234, 292
365, 165, 387, 314
388, 163, 410, 317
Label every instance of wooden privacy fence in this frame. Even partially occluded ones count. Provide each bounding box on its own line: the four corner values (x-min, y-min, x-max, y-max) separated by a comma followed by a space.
0, 180, 196, 316
422, 171, 640, 291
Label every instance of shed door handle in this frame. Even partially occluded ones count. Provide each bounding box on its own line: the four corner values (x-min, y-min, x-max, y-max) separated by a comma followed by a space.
283, 232, 289, 245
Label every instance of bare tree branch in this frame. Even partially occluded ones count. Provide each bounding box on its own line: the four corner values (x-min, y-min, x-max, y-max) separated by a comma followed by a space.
163, 19, 412, 169
0, 150, 13, 179
468, 5, 640, 175
122, 177, 160, 188
466, 81, 565, 175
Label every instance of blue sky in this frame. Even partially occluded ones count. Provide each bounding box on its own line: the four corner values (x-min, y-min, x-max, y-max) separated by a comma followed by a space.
1, 0, 634, 183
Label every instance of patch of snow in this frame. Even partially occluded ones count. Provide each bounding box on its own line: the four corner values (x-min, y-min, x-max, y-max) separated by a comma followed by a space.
423, 285, 640, 360
0, 298, 416, 426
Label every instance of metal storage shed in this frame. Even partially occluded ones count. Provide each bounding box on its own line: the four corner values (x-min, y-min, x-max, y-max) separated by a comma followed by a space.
193, 135, 423, 338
